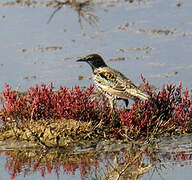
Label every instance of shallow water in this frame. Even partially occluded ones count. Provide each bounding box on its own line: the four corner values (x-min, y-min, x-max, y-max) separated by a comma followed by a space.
1, 135, 192, 180
0, 0, 192, 179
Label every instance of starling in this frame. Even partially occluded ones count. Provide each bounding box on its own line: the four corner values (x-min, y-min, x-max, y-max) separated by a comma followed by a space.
77, 54, 149, 110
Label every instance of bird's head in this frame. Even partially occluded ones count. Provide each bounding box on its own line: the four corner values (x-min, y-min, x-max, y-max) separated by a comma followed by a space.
76, 54, 107, 71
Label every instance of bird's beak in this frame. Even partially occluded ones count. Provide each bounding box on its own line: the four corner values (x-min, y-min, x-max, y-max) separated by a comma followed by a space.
76, 58, 86, 62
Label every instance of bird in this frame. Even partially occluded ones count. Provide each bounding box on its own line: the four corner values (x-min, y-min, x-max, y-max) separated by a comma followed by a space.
77, 54, 149, 111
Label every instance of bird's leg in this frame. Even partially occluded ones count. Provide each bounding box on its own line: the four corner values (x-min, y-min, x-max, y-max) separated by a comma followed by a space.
108, 98, 118, 127
123, 99, 130, 112
108, 98, 115, 115
124, 99, 129, 107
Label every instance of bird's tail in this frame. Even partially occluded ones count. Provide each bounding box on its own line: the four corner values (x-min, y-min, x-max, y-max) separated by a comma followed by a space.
127, 88, 150, 100
137, 90, 150, 100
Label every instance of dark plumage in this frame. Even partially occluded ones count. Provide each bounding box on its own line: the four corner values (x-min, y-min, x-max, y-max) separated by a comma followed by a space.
77, 54, 149, 109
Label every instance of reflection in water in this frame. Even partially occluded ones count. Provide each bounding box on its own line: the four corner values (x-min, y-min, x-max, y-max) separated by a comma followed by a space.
1, 137, 192, 180
1, 142, 157, 179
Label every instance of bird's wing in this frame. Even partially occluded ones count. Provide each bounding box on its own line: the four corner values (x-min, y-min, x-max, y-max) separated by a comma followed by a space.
93, 67, 149, 100
93, 67, 134, 98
